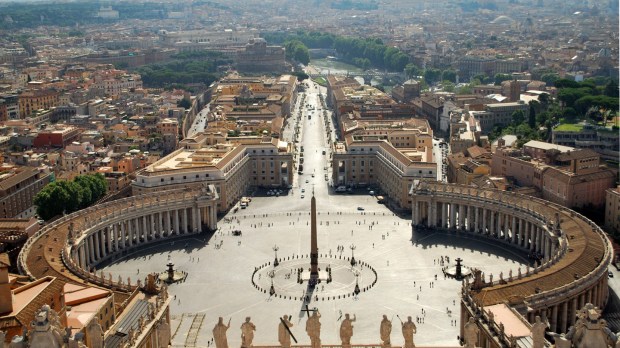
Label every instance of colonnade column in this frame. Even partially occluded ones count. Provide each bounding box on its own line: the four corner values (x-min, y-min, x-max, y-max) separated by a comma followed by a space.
151, 214, 156, 239
570, 297, 577, 327
106, 227, 112, 254
128, 220, 134, 247
93, 230, 101, 261
482, 208, 487, 234
458, 204, 465, 229
119, 222, 125, 249
430, 200, 437, 227
511, 216, 517, 244
79, 245, 86, 269
113, 223, 119, 251
442, 203, 447, 229
490, 211, 495, 236
550, 305, 558, 332
518, 219, 524, 247
182, 208, 188, 234
142, 215, 148, 241
86, 243, 92, 268
191, 206, 200, 233
174, 209, 180, 235
165, 211, 171, 235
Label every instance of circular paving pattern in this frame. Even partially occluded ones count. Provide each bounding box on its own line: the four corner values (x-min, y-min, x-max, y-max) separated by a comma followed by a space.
252, 254, 378, 301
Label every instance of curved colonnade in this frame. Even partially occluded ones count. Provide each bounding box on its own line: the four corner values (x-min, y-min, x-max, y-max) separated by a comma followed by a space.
411, 181, 612, 341
18, 187, 218, 306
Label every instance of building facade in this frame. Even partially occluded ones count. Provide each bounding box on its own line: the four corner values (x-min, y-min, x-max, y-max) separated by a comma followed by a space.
132, 138, 293, 213
606, 186, 620, 236
0, 167, 53, 218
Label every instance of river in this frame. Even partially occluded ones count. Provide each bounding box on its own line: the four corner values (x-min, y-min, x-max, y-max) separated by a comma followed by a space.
309, 58, 381, 86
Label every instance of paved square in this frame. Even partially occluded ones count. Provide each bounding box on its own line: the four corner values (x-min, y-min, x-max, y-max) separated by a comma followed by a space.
103, 195, 530, 347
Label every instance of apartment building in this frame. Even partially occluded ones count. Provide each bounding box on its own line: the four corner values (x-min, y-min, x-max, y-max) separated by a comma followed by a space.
0, 167, 53, 218
0, 95, 19, 120
132, 137, 293, 213
18, 89, 59, 117
473, 101, 529, 133
33, 126, 80, 148
332, 118, 436, 210
491, 141, 615, 209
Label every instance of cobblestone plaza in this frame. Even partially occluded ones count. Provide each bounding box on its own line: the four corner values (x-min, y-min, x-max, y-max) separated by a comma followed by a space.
103, 193, 530, 347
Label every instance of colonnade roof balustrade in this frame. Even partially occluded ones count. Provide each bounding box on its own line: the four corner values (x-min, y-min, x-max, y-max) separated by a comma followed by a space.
19, 188, 205, 306
413, 182, 611, 307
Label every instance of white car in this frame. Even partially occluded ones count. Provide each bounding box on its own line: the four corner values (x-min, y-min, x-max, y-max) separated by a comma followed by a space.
301, 195, 305, 199
301, 188, 305, 193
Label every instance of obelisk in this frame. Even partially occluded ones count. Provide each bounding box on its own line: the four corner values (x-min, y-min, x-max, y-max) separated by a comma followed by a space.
310, 194, 319, 277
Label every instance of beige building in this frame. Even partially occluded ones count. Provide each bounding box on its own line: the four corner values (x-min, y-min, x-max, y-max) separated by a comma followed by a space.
332, 118, 435, 210
473, 101, 529, 133
235, 38, 286, 73
606, 186, 620, 235
491, 141, 616, 209
133, 137, 293, 213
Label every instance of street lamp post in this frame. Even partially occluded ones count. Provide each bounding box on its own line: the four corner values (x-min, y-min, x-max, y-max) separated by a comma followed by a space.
349, 244, 356, 266
273, 245, 280, 267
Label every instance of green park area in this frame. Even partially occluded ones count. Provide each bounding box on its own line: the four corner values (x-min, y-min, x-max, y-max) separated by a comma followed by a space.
554, 123, 584, 132
313, 77, 327, 86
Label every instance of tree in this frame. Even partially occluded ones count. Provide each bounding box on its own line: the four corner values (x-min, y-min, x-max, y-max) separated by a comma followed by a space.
528, 102, 537, 128
34, 174, 107, 221
605, 80, 619, 98
442, 80, 455, 93
557, 87, 593, 108
473, 74, 492, 84
442, 70, 457, 83
540, 73, 560, 86
554, 79, 580, 89
494, 73, 512, 85
423, 68, 442, 85
538, 93, 551, 110
293, 72, 309, 81
405, 63, 421, 78
177, 98, 191, 109
284, 40, 310, 65
511, 110, 525, 126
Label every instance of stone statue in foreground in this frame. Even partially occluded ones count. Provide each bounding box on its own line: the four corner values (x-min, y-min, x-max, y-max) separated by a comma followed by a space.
240, 317, 256, 348
278, 315, 293, 348
213, 317, 231, 348
401, 316, 416, 348
306, 311, 321, 348
340, 313, 356, 348
380, 315, 392, 348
